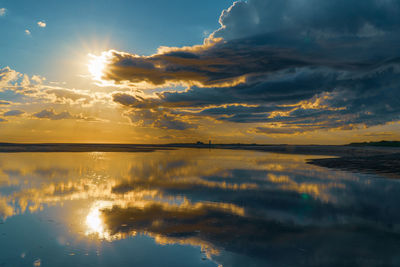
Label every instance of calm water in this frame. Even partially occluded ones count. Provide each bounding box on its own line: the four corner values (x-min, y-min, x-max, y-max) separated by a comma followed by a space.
0, 149, 399, 267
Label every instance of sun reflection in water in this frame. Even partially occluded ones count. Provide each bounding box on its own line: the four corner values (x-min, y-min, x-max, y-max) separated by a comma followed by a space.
85, 202, 111, 240
86, 208, 103, 234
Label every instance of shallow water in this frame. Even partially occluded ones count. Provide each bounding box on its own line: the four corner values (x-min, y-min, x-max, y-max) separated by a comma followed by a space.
0, 149, 399, 267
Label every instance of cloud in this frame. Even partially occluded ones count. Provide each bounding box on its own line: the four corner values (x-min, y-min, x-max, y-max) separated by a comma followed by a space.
0, 66, 96, 108
31, 75, 45, 84
45, 88, 92, 104
358, 132, 395, 138
101, 31, 400, 91
0, 67, 20, 87
0, 66, 107, 129
25, 29, 31, 35
254, 126, 307, 135
3, 110, 24, 117
37, 21, 46, 28
125, 109, 196, 130
210, 0, 400, 41
112, 92, 196, 130
110, 60, 400, 131
33, 109, 73, 120
0, 67, 45, 90
0, 8, 6, 16
0, 67, 50, 104
112, 92, 158, 109
92, 46, 247, 87
97, 0, 400, 134
96, 0, 400, 88
112, 92, 141, 106
32, 109, 97, 121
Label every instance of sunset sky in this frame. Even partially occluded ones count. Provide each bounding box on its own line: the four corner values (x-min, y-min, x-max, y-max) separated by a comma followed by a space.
1, 0, 399, 144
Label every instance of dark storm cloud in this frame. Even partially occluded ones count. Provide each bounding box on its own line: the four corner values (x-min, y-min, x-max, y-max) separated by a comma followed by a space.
105, 0, 400, 131
102, 0, 400, 88
199, 105, 289, 116
159, 67, 340, 106
103, 33, 400, 88
113, 62, 400, 130
212, 0, 400, 40
102, 42, 314, 87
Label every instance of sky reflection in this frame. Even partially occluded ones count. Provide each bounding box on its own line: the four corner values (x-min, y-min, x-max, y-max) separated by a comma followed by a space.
0, 149, 399, 266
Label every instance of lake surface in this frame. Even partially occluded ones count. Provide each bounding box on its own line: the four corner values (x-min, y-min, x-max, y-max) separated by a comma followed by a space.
0, 149, 399, 267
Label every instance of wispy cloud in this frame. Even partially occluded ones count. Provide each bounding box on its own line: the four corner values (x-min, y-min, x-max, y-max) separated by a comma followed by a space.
0, 8, 6, 17
25, 29, 31, 35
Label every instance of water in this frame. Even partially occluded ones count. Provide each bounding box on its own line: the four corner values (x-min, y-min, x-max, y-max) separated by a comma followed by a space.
0, 149, 399, 267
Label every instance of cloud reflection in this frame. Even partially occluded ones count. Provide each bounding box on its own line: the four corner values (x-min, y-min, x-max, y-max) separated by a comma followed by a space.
0, 150, 400, 266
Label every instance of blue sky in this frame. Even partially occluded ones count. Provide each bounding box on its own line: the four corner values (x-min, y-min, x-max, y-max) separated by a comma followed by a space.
0, 0, 232, 83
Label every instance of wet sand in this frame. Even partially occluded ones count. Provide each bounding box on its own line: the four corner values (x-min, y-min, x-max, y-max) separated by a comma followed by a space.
213, 144, 400, 178
307, 152, 400, 178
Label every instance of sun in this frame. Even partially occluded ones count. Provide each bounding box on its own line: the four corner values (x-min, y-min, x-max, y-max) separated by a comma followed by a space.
88, 52, 109, 81
88, 54, 106, 80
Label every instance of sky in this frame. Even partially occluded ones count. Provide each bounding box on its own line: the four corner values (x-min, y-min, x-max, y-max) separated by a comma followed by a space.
0, 0, 399, 144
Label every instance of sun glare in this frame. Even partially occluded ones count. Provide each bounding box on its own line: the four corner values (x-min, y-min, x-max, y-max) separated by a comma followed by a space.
85, 202, 110, 239
86, 207, 104, 234
88, 53, 108, 81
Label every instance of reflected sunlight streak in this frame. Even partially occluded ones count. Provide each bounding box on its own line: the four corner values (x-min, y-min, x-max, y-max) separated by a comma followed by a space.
86, 208, 103, 234
85, 202, 110, 240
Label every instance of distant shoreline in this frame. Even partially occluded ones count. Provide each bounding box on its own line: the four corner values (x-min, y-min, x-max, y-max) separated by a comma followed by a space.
1, 143, 399, 178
